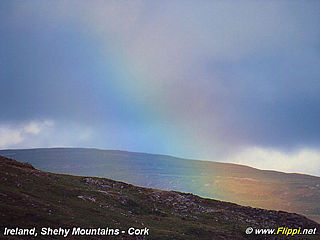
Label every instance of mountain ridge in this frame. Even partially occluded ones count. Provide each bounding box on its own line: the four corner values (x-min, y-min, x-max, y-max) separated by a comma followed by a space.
1, 148, 320, 223
2, 147, 319, 178
0, 155, 319, 240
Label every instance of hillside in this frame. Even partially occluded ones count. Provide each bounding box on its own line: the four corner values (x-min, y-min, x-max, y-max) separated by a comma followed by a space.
1, 148, 320, 223
0, 155, 319, 240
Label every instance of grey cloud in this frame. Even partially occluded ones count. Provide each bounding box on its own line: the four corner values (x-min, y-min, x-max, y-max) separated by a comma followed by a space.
1, 0, 320, 158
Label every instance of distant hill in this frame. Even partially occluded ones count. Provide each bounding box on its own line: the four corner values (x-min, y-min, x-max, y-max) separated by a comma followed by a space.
0, 155, 319, 240
1, 148, 320, 223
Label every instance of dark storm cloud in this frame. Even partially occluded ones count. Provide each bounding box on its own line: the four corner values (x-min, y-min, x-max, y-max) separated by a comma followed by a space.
1, 0, 320, 166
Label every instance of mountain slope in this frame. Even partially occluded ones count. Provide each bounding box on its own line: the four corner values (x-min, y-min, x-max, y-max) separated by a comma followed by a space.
1, 148, 320, 223
0, 155, 319, 240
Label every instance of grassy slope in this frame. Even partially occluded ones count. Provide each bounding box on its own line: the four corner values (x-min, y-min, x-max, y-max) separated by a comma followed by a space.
0, 155, 319, 240
1, 148, 320, 223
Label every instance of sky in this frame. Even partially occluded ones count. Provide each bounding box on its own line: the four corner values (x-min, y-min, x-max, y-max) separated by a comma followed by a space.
1, 1, 320, 176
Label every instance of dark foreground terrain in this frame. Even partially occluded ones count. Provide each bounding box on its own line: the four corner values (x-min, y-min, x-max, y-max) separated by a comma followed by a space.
2, 148, 320, 223
0, 155, 319, 240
